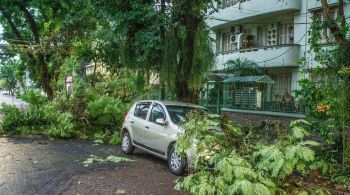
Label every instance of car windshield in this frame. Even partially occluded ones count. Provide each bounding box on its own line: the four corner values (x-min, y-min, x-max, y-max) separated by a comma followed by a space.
166, 105, 208, 125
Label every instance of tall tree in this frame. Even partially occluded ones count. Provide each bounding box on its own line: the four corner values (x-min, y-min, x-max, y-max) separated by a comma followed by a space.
0, 0, 99, 99
162, 0, 216, 103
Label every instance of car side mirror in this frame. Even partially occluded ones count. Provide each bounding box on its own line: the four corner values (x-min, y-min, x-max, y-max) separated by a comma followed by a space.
155, 118, 167, 126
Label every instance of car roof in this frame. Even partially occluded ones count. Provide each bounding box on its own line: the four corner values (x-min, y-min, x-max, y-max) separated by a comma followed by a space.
135, 100, 204, 109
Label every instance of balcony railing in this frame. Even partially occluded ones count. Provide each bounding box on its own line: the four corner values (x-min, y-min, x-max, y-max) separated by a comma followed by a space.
221, 33, 294, 53
216, 44, 300, 68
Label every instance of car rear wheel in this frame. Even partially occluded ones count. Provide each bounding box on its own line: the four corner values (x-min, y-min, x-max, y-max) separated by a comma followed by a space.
168, 146, 186, 175
122, 131, 134, 155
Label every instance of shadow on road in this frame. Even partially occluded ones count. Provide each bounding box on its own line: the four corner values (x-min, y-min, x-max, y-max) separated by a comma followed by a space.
0, 136, 183, 195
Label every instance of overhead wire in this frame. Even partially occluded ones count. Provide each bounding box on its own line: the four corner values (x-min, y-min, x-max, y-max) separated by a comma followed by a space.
254, 32, 307, 64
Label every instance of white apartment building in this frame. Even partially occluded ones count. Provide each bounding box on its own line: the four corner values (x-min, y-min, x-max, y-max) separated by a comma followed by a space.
204, 0, 350, 116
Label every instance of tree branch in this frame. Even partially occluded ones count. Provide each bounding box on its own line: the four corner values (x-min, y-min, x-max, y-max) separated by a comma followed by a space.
0, 8, 37, 61
18, 4, 40, 44
0, 8, 26, 44
320, 0, 346, 43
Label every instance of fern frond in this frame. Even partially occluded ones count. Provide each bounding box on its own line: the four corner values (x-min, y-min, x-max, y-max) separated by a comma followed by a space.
291, 126, 309, 139
290, 119, 311, 127
297, 147, 315, 162
253, 183, 272, 195
299, 140, 320, 146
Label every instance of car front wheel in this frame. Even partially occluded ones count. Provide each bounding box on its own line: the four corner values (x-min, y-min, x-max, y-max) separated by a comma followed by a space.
168, 146, 186, 175
122, 131, 134, 155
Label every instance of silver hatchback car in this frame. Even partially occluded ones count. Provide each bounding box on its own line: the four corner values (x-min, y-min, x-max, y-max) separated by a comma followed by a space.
121, 100, 206, 175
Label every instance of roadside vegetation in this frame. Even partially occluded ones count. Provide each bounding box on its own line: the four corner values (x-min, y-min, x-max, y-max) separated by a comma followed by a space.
175, 113, 348, 194
0, 67, 146, 141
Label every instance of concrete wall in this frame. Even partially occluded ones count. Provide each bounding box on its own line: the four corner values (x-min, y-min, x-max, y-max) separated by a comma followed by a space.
222, 108, 306, 126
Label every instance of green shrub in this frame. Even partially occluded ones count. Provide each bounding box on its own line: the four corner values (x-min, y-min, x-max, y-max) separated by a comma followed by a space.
48, 112, 75, 138
86, 96, 128, 130
0, 104, 50, 134
109, 131, 121, 145
0, 104, 23, 133
19, 89, 47, 107
253, 120, 319, 179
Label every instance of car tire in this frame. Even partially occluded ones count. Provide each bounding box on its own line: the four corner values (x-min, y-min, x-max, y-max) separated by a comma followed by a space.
168, 146, 187, 176
121, 131, 134, 155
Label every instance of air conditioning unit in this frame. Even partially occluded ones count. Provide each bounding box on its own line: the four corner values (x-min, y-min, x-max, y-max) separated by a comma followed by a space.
230, 33, 244, 50
230, 34, 237, 44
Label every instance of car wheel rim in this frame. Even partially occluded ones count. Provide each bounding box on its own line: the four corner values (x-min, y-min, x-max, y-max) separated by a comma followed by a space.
122, 135, 129, 152
170, 150, 181, 171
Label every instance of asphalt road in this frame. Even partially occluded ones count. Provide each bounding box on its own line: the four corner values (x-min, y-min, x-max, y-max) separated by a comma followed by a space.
0, 94, 28, 109
0, 136, 183, 195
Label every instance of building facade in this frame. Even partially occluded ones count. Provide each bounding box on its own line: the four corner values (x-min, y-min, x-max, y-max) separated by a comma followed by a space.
205, 0, 350, 122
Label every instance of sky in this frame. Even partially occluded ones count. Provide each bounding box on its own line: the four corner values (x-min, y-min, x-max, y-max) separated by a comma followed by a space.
0, 24, 20, 62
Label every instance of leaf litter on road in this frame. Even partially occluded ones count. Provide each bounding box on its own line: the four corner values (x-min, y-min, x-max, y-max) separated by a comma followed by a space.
83, 154, 134, 167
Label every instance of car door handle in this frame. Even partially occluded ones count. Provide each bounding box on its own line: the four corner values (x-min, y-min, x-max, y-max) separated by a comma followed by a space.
130, 121, 134, 124
145, 126, 149, 129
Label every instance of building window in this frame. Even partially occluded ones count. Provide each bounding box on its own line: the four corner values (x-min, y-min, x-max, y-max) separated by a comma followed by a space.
222, 33, 235, 51
279, 21, 294, 44
313, 8, 338, 43
258, 26, 268, 47
270, 73, 292, 98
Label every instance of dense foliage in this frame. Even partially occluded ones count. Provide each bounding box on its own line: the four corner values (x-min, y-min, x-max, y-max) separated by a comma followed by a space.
0, 0, 216, 102
0, 103, 49, 134
175, 112, 328, 194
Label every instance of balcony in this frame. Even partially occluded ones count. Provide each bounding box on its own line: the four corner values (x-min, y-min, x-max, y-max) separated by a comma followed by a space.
215, 44, 301, 69
208, 0, 301, 29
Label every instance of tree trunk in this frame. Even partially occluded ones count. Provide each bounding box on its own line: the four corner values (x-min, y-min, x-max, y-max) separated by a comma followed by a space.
159, 0, 166, 100
320, 0, 346, 43
174, 0, 201, 104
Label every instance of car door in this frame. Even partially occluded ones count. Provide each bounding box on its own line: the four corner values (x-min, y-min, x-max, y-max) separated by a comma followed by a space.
129, 102, 151, 145
142, 103, 173, 156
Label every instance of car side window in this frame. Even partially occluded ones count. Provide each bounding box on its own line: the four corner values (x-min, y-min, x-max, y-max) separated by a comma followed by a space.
134, 102, 151, 119
149, 104, 166, 123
